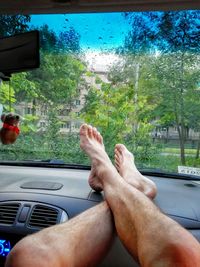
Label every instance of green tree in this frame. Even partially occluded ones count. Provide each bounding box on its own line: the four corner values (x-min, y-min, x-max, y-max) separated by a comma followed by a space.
38, 24, 58, 52
153, 52, 199, 164
0, 15, 30, 36
0, 15, 31, 111
0, 19, 86, 163
0, 82, 15, 112
185, 80, 200, 160
121, 10, 200, 165
81, 78, 156, 162
58, 27, 81, 54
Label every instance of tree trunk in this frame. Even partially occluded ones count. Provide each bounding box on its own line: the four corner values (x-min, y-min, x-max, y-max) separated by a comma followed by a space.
173, 85, 186, 165
195, 134, 200, 159
32, 98, 36, 115
133, 62, 140, 132
176, 124, 186, 165
179, 53, 186, 165
166, 127, 169, 142
186, 126, 189, 139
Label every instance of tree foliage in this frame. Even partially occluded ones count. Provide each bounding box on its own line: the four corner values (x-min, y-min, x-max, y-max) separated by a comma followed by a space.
0, 15, 30, 37
114, 10, 200, 165
0, 15, 86, 163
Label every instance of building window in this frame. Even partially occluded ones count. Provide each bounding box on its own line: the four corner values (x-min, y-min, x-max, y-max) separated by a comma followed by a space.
41, 109, 47, 116
66, 122, 71, 129
25, 107, 32, 114
60, 109, 70, 116
75, 100, 81, 106
40, 122, 46, 127
75, 122, 81, 129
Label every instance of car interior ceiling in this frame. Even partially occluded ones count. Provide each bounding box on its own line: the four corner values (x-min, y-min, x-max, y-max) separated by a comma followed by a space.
0, 0, 199, 14
0, 1, 200, 267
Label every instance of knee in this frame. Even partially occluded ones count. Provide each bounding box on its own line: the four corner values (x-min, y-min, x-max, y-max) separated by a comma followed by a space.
149, 242, 200, 267
167, 243, 200, 266
5, 238, 34, 267
5, 235, 57, 267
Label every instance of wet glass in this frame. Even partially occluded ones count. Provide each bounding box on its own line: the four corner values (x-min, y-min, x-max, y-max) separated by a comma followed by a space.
0, 11, 199, 174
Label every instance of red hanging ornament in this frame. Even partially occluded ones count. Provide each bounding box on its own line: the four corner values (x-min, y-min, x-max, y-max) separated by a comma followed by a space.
0, 113, 20, 144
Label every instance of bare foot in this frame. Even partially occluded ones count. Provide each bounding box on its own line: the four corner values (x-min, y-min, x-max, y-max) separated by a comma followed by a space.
80, 124, 111, 192
115, 144, 157, 199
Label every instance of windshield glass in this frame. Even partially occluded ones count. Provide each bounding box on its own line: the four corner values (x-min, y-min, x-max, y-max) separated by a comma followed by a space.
0, 11, 200, 174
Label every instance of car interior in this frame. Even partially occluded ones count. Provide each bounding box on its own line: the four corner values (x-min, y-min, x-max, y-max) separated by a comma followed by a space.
0, 1, 200, 266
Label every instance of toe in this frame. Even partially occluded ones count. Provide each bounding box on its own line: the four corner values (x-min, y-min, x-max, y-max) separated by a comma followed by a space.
96, 129, 103, 145
88, 125, 93, 138
91, 127, 104, 146
115, 144, 124, 154
115, 163, 120, 171
114, 149, 121, 160
115, 144, 127, 153
92, 127, 98, 140
116, 144, 134, 161
96, 132, 101, 143
114, 153, 121, 169
98, 133, 103, 144
80, 124, 88, 136
115, 144, 121, 150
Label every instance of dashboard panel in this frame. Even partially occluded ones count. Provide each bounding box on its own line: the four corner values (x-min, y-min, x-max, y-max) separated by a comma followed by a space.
0, 165, 200, 267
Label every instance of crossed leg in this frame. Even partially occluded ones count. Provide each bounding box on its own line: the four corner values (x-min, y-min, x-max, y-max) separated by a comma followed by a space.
5, 202, 115, 267
5, 124, 200, 267
84, 124, 157, 261
79, 124, 200, 267
87, 124, 157, 198
5, 125, 156, 267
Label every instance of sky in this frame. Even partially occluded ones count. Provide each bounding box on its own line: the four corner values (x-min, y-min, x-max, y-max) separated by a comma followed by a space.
30, 13, 131, 51
30, 13, 131, 70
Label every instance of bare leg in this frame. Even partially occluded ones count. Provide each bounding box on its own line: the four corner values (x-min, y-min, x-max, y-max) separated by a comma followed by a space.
5, 202, 114, 267
6, 125, 158, 267
114, 143, 157, 259
87, 126, 157, 261
80, 124, 200, 267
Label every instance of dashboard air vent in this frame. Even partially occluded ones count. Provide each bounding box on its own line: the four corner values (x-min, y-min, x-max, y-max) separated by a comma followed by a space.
0, 203, 20, 225
28, 205, 59, 228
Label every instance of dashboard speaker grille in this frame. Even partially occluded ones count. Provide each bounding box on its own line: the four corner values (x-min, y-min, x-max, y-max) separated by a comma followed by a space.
0, 203, 20, 225
28, 205, 59, 228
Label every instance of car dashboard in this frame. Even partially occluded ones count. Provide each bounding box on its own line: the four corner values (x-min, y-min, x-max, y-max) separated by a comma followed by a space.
0, 165, 200, 267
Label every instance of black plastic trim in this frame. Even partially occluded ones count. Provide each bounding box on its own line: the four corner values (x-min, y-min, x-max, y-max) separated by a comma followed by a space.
0, 161, 91, 170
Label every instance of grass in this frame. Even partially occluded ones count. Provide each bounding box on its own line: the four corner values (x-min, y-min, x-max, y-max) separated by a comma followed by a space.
138, 155, 200, 173
0, 141, 199, 174
162, 147, 196, 155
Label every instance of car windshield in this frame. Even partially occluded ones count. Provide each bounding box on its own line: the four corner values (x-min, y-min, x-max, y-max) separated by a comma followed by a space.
0, 10, 200, 175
